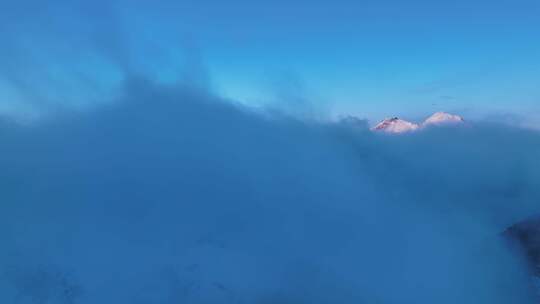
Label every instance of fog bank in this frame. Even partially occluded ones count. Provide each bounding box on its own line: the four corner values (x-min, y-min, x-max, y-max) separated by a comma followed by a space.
1, 79, 540, 303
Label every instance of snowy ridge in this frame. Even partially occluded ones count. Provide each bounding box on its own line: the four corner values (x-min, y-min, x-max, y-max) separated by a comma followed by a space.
423, 112, 464, 127
371, 117, 420, 133
372, 112, 464, 133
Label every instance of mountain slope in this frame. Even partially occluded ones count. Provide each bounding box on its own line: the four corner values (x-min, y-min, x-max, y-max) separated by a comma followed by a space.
371, 117, 420, 133
372, 112, 464, 133
423, 112, 464, 127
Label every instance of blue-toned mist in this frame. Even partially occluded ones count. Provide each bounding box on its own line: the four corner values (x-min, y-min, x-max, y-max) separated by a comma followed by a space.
1, 78, 540, 303
2, 0, 540, 303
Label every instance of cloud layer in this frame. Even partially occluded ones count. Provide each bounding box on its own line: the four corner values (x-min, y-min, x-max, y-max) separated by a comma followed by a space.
1, 2, 540, 302
1, 78, 540, 303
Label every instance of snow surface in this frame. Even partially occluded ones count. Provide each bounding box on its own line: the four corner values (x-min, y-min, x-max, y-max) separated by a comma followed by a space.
371, 117, 420, 133
423, 112, 464, 126
372, 112, 464, 133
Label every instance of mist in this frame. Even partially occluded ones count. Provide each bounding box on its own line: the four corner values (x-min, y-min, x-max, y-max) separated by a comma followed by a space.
2, 0, 540, 303
0, 76, 539, 303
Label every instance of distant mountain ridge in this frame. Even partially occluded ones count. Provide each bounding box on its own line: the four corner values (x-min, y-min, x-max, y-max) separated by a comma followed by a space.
372, 112, 465, 133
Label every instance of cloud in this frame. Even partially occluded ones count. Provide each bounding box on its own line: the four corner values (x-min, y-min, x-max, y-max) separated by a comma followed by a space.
0, 0, 214, 121
1, 1, 540, 302
1, 77, 540, 303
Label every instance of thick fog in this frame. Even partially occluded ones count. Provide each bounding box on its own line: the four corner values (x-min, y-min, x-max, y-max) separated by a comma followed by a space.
1, 78, 540, 303
2, 0, 540, 302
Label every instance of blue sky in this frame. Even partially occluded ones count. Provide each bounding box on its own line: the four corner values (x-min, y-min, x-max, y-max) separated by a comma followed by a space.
1, 0, 540, 125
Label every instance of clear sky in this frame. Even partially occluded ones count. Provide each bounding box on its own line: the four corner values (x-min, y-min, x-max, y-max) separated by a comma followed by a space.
1, 0, 540, 125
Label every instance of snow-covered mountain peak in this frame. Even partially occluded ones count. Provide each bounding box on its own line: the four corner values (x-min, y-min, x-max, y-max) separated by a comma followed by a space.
371, 112, 465, 134
371, 117, 420, 133
423, 112, 464, 126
